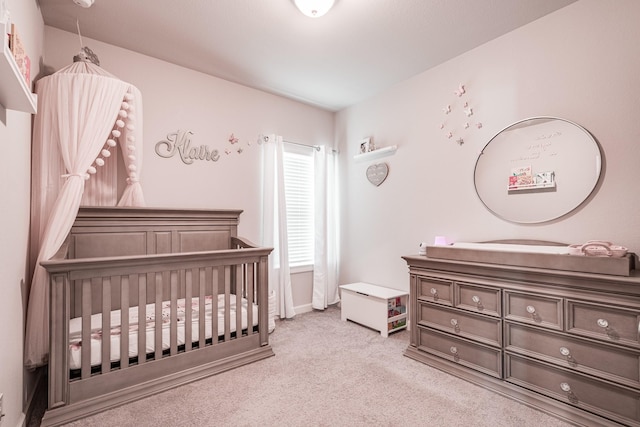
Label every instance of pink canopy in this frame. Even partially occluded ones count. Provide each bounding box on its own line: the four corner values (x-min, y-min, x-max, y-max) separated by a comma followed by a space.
25, 60, 145, 369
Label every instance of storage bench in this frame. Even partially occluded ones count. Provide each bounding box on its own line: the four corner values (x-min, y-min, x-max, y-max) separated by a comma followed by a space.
339, 282, 408, 337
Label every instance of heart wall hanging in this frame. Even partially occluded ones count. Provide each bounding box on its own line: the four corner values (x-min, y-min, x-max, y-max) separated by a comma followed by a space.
366, 162, 389, 186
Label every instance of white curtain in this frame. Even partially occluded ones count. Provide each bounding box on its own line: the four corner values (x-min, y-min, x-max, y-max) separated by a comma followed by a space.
25, 61, 144, 368
261, 135, 296, 327
312, 146, 340, 309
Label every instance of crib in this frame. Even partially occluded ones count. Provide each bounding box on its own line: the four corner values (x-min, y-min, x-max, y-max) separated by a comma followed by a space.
40, 207, 273, 426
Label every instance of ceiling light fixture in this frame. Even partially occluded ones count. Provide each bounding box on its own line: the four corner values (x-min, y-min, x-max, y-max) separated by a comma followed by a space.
294, 0, 335, 18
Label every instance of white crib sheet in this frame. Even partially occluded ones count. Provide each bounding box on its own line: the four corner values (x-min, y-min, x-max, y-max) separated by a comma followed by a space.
68, 294, 258, 370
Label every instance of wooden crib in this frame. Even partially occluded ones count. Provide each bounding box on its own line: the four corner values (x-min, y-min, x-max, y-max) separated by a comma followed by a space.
40, 207, 273, 426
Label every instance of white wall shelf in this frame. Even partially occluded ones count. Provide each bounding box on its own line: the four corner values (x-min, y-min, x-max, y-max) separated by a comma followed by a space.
508, 181, 556, 192
353, 145, 397, 162
0, 21, 37, 114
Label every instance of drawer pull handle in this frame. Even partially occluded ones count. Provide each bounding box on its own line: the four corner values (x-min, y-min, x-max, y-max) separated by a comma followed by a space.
449, 346, 458, 355
560, 382, 578, 403
430, 288, 438, 295
597, 318, 609, 328
526, 305, 536, 314
471, 295, 484, 310
450, 318, 460, 332
559, 347, 573, 360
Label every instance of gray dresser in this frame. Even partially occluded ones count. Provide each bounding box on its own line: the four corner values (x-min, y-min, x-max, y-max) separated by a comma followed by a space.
403, 254, 640, 427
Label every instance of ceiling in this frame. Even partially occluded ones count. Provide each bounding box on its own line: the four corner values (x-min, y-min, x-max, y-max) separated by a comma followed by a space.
38, 0, 577, 112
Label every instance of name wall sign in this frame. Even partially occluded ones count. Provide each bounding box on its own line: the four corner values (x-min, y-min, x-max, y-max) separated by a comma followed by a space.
155, 130, 221, 165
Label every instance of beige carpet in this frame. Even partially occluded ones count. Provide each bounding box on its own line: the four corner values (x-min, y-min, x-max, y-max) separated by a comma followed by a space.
57, 306, 574, 427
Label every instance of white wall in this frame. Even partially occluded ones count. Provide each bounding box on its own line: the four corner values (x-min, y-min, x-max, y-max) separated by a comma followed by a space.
42, 27, 335, 244
336, 0, 640, 290
0, 1, 43, 426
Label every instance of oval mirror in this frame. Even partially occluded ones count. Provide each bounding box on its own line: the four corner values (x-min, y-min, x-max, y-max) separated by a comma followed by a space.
474, 117, 602, 224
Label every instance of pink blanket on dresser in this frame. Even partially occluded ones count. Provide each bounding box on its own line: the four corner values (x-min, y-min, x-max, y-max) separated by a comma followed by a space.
68, 294, 258, 370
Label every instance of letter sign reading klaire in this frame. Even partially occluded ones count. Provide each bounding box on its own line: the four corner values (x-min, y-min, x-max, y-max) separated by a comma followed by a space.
155, 130, 220, 165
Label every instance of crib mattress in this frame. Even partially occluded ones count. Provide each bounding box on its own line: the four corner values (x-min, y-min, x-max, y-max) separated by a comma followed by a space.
68, 294, 258, 370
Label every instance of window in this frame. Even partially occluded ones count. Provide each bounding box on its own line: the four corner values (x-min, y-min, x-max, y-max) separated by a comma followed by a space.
283, 145, 314, 268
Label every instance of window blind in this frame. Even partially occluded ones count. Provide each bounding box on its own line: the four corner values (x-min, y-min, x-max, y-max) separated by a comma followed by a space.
283, 148, 314, 267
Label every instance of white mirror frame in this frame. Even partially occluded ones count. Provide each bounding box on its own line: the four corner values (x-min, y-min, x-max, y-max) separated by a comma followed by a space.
474, 117, 602, 224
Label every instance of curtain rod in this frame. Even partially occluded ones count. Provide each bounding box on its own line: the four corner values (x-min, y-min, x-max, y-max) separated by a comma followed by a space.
283, 139, 339, 154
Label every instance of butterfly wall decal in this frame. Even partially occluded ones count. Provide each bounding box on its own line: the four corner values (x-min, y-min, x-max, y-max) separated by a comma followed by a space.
454, 84, 465, 97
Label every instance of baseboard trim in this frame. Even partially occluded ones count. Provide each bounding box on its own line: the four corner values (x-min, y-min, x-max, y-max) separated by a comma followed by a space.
294, 303, 313, 314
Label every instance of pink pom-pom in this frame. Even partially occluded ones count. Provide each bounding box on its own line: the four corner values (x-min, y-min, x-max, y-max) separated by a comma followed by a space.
106, 139, 117, 147
111, 130, 121, 138
95, 158, 105, 166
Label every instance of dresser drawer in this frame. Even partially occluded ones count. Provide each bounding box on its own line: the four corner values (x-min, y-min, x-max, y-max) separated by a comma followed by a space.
504, 290, 562, 330
505, 322, 640, 389
419, 302, 501, 347
506, 354, 640, 426
417, 276, 453, 306
455, 282, 501, 317
566, 300, 640, 349
417, 327, 502, 378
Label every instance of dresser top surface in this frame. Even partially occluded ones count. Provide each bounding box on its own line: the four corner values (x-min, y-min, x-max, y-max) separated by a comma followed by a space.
403, 254, 640, 296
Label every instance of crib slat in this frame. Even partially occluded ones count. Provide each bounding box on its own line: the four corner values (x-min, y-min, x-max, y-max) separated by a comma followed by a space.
101, 277, 112, 374
138, 274, 148, 365
212, 267, 220, 343
184, 269, 193, 351
247, 263, 254, 335
207, 266, 215, 345
223, 266, 231, 341
154, 272, 163, 360
236, 264, 242, 338
120, 275, 130, 369
169, 270, 178, 356
81, 279, 92, 379
198, 268, 206, 348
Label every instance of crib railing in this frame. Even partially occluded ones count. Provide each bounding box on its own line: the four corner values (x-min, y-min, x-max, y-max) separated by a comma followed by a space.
42, 237, 271, 410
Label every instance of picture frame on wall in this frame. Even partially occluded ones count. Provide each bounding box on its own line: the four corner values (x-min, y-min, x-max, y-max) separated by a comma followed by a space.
360, 137, 374, 153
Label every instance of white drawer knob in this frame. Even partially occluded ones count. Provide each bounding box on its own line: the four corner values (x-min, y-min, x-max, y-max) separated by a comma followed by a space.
430, 288, 438, 295
559, 347, 571, 357
597, 318, 609, 328
471, 295, 480, 304
560, 382, 571, 393
526, 305, 536, 314
450, 319, 458, 326
449, 346, 458, 355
